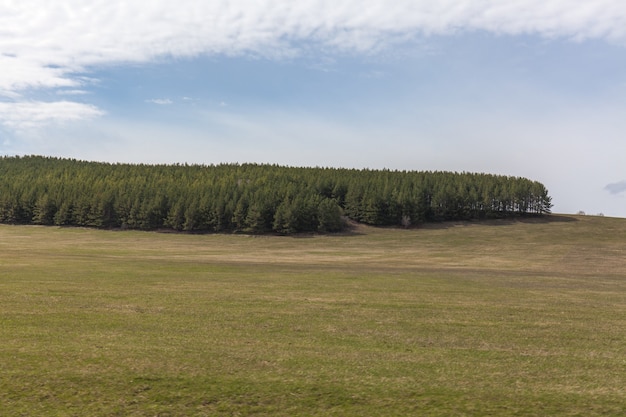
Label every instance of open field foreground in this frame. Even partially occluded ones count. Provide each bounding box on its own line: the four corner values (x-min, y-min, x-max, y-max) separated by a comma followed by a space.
1, 215, 625, 416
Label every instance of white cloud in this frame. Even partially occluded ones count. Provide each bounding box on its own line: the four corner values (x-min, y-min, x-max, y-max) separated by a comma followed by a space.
3, 1, 626, 88
1, 0, 626, 127
0, 101, 105, 130
146, 99, 173, 105
56, 89, 90, 96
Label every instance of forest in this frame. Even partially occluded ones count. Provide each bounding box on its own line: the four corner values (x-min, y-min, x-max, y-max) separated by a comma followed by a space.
0, 155, 552, 234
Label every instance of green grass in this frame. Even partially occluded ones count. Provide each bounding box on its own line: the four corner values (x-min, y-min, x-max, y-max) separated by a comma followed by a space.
1, 215, 625, 416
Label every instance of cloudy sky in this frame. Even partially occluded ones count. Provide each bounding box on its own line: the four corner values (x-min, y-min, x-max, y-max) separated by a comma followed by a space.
2, 1, 626, 217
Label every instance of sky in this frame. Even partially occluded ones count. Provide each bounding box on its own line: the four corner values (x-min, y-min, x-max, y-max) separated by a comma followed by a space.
1, 1, 626, 217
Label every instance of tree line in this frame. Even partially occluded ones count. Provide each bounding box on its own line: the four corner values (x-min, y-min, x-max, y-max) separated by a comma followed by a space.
0, 155, 552, 233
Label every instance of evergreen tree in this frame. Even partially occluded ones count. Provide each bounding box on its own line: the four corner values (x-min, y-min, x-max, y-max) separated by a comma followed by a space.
317, 199, 344, 232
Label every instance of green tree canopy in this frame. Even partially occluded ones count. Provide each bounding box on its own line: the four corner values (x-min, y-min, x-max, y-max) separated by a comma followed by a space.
0, 156, 553, 234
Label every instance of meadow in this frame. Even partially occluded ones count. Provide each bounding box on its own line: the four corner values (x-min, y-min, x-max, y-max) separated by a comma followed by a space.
1, 215, 625, 416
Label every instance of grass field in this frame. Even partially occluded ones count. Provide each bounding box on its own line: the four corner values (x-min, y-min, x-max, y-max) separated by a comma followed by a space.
1, 215, 625, 416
